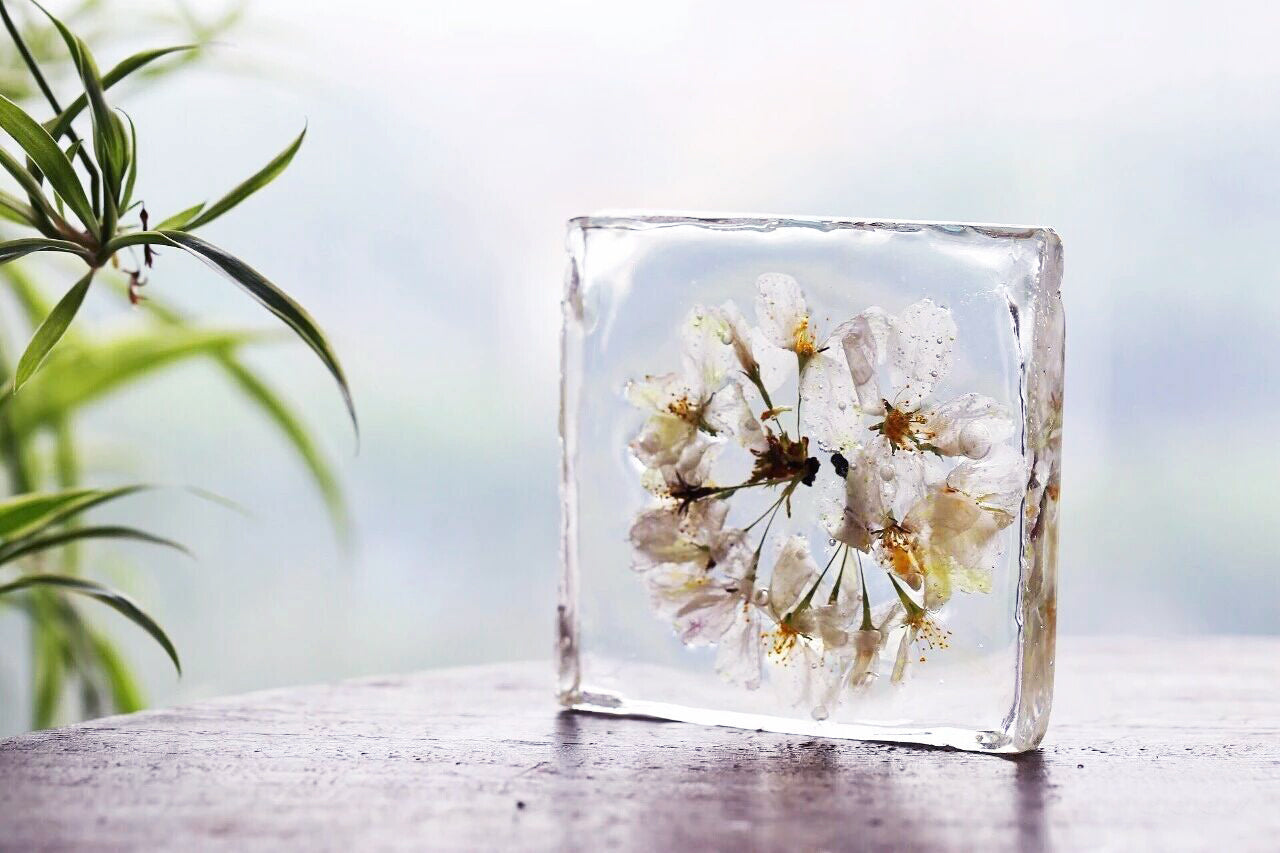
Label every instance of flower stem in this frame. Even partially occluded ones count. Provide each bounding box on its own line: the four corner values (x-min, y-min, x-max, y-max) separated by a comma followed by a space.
791, 544, 842, 619
857, 552, 872, 630
828, 547, 849, 605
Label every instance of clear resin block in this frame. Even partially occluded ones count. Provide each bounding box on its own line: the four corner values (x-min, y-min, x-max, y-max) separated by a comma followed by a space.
558, 214, 1063, 753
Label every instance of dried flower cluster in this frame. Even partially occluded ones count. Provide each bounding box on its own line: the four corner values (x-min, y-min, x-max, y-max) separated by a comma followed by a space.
626, 274, 1026, 720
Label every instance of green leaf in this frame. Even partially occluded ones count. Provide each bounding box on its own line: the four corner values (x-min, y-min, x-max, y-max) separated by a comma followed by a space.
153, 201, 205, 231
0, 144, 73, 231
31, 600, 65, 728
0, 485, 146, 542
14, 270, 93, 391
0, 94, 97, 231
0, 574, 180, 674
0, 237, 86, 264
9, 327, 269, 431
0, 189, 36, 225
121, 111, 138, 209
46, 45, 197, 141
105, 231, 357, 433
182, 127, 305, 230
0, 525, 190, 566
108, 282, 349, 537
89, 631, 145, 713
35, 2, 128, 205
220, 360, 349, 538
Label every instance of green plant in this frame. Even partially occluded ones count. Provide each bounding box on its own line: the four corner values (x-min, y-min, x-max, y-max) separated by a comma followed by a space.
0, 0, 353, 729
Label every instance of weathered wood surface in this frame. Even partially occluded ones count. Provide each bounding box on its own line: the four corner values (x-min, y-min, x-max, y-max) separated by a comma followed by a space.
1, 637, 1277, 852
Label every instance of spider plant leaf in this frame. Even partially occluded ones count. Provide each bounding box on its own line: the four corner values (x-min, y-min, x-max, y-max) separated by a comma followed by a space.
46, 45, 198, 140
31, 606, 65, 728
0, 524, 190, 565
34, 2, 128, 204
0, 574, 180, 674
0, 188, 37, 224
9, 327, 268, 431
121, 111, 137, 209
89, 630, 145, 713
219, 359, 349, 538
182, 127, 305, 231
104, 282, 349, 537
14, 270, 93, 391
0, 485, 146, 542
154, 202, 205, 231
0, 104, 94, 231
0, 237, 86, 264
104, 230, 357, 433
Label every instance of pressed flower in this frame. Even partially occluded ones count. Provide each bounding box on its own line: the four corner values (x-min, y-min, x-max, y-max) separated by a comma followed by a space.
848, 601, 904, 689
901, 447, 1026, 608
889, 578, 952, 684
629, 499, 742, 571
840, 299, 1012, 460
759, 536, 861, 717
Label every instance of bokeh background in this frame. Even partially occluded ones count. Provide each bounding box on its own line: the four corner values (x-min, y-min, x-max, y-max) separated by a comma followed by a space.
2, 0, 1277, 735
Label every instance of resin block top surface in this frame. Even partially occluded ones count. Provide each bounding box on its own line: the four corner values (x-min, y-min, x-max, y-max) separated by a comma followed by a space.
560, 213, 1064, 752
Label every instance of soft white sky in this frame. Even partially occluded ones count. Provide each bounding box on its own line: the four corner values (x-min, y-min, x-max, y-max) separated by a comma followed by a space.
2, 0, 1278, 733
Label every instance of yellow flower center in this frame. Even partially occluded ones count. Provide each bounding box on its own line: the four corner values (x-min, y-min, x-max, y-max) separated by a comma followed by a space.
792, 316, 817, 356
880, 403, 929, 451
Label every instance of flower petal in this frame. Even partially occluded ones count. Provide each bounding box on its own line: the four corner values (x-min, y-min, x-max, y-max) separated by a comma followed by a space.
680, 304, 736, 394
715, 605, 763, 689
840, 307, 892, 414
923, 393, 1014, 459
946, 445, 1028, 519
800, 350, 863, 454
704, 380, 769, 453
754, 273, 810, 353
767, 535, 820, 617
887, 299, 956, 411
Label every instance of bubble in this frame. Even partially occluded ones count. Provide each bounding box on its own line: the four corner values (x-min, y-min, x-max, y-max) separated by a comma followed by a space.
751, 588, 770, 608
879, 465, 895, 481
811, 705, 829, 721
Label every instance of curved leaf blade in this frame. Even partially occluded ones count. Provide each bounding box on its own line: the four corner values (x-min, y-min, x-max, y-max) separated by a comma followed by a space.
220, 360, 349, 538
46, 45, 197, 141
154, 201, 205, 231
10, 327, 269, 431
0, 574, 180, 674
0, 485, 146, 542
182, 127, 305, 231
14, 271, 94, 391
0, 524, 190, 565
106, 231, 357, 433
0, 237, 86, 264
0, 95, 96, 231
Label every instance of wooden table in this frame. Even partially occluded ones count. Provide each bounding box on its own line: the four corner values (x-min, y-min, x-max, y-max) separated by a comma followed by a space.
1, 637, 1276, 851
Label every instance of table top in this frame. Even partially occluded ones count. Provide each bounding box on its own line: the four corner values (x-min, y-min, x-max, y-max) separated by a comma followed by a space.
1, 637, 1277, 851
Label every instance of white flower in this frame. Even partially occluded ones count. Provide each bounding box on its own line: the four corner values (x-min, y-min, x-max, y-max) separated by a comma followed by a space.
760, 536, 860, 718
901, 447, 1027, 608
817, 443, 924, 553
840, 299, 1012, 460
756, 273, 819, 359
848, 601, 904, 689
629, 499, 741, 572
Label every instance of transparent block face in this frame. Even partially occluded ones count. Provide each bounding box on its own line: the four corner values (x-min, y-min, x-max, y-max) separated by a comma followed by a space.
559, 214, 1063, 753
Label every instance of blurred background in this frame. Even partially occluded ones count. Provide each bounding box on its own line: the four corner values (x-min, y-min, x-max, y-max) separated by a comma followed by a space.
1, 0, 1277, 735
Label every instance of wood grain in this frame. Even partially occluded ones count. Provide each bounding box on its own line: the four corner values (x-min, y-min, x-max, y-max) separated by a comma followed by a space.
1, 637, 1277, 851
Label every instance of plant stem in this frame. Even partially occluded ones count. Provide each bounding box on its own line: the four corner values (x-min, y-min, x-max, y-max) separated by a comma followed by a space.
791, 544, 842, 619
0, 0, 102, 216
828, 547, 849, 605
857, 552, 872, 630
